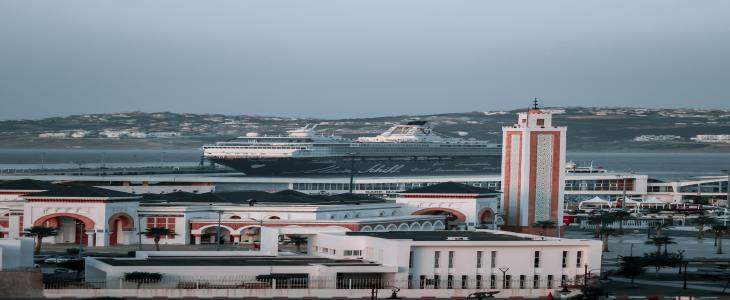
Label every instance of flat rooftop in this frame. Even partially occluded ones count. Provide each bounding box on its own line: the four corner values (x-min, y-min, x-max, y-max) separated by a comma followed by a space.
345, 231, 532, 242
95, 256, 380, 267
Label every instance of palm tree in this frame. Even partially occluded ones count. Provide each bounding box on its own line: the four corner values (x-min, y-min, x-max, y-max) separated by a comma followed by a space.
533, 220, 556, 236
642, 252, 681, 278
283, 235, 308, 253
612, 211, 631, 235
692, 215, 716, 240
645, 236, 675, 255
142, 227, 176, 251
616, 256, 645, 287
599, 227, 617, 252
588, 213, 612, 238
24, 226, 58, 254
654, 221, 672, 237
711, 224, 729, 254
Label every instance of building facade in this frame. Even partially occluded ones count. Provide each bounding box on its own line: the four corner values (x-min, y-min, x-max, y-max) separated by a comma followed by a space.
501, 103, 567, 233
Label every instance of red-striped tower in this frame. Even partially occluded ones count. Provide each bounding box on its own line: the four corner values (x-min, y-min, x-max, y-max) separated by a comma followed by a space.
501, 99, 567, 235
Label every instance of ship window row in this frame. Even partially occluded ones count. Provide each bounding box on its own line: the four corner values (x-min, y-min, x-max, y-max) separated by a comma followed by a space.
647, 186, 674, 193
233, 139, 312, 143
564, 179, 635, 192
678, 181, 729, 193
349, 144, 488, 148
292, 181, 500, 192
210, 146, 307, 150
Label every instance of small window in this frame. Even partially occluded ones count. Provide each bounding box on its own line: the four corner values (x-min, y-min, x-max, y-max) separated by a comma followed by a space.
547, 275, 554, 289
476, 251, 483, 268
537, 119, 545, 126
434, 251, 441, 268
476, 275, 483, 289
576, 251, 583, 267
461, 275, 468, 289
562, 251, 568, 268
490, 251, 497, 268
489, 274, 496, 289
519, 275, 526, 289
533, 275, 540, 288
534, 251, 541, 268
447, 275, 454, 289
504, 275, 511, 289
448, 251, 455, 268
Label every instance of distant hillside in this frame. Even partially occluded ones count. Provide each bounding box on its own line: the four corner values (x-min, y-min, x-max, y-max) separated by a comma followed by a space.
0, 107, 729, 151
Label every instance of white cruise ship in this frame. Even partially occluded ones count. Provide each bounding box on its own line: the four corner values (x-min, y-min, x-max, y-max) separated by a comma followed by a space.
203, 121, 501, 176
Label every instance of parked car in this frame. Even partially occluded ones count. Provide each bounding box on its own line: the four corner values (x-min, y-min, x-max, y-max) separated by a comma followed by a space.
44, 256, 72, 263
34, 255, 52, 263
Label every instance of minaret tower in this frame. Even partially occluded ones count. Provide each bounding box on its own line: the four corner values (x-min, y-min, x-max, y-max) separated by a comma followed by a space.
500, 99, 567, 235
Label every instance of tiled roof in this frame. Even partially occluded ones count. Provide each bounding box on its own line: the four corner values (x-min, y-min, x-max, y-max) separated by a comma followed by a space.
0, 179, 56, 191
163, 190, 387, 205
25, 185, 139, 199
400, 181, 499, 195
347, 231, 530, 241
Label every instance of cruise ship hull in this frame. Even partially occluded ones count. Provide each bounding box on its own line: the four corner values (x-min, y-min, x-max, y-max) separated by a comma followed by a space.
209, 155, 502, 177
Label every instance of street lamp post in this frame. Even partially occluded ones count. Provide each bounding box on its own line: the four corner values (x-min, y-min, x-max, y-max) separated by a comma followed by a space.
346, 153, 358, 193
498, 267, 509, 289
137, 216, 143, 251
216, 209, 222, 251
77, 222, 84, 259
248, 217, 264, 249
722, 170, 729, 209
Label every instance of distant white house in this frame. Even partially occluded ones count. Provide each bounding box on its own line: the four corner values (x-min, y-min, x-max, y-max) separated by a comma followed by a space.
691, 134, 730, 143
127, 132, 148, 139
148, 132, 181, 138
38, 132, 67, 138
70, 130, 90, 138
633, 135, 682, 142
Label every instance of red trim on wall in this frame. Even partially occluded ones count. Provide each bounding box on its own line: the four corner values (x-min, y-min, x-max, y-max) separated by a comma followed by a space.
528, 131, 561, 225
33, 213, 95, 228
401, 195, 479, 199
411, 208, 467, 222
503, 131, 524, 226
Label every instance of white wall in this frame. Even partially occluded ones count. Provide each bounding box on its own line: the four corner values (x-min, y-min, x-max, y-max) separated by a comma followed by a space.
0, 238, 34, 270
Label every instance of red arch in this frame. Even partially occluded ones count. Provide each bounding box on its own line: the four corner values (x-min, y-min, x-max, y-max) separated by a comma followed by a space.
108, 213, 134, 246
108, 213, 134, 228
478, 208, 495, 222
412, 208, 466, 222
34, 213, 95, 229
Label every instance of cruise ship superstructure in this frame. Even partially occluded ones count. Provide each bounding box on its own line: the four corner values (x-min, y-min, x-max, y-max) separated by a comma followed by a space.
203, 121, 501, 176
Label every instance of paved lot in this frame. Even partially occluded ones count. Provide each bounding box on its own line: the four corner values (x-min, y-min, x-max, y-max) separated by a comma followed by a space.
564, 228, 729, 261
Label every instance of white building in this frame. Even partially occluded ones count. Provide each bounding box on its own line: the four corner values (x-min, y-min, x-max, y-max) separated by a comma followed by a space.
82, 228, 600, 298
0, 181, 449, 245
396, 182, 500, 230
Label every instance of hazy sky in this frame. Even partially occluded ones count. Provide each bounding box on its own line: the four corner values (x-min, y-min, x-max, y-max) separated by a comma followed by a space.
1, 1, 729, 120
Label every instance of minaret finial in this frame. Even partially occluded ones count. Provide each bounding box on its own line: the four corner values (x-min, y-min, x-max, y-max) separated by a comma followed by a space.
532, 98, 539, 110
